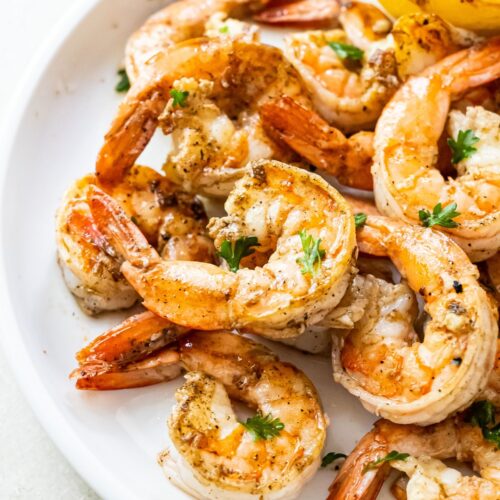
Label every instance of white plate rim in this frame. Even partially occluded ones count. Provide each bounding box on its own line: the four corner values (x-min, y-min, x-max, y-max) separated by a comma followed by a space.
0, 1, 138, 498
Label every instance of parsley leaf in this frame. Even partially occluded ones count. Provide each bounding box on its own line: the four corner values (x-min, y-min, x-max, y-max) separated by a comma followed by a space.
328, 41, 364, 61
297, 230, 326, 276
218, 236, 260, 272
321, 452, 347, 468
364, 450, 410, 472
240, 413, 284, 441
447, 129, 479, 164
483, 424, 500, 448
418, 202, 460, 228
170, 89, 189, 107
466, 400, 496, 428
354, 212, 367, 229
115, 68, 130, 93
219, 25, 229, 33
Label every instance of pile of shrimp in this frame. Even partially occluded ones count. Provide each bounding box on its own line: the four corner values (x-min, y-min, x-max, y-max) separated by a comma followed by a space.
57, 0, 500, 498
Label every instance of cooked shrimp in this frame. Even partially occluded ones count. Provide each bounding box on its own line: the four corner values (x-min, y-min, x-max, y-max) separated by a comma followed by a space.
254, 0, 340, 25
283, 5, 471, 132
332, 214, 498, 425
97, 38, 310, 193
56, 166, 213, 315
260, 96, 374, 190
372, 37, 500, 262
160, 330, 327, 499
88, 160, 356, 337
329, 412, 500, 500
124, 0, 269, 83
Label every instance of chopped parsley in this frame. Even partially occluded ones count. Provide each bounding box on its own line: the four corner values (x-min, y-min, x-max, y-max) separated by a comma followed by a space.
447, 129, 479, 164
328, 41, 364, 61
418, 202, 460, 229
240, 413, 284, 441
321, 452, 347, 468
218, 236, 260, 272
115, 68, 130, 93
297, 230, 326, 276
354, 212, 367, 229
219, 25, 229, 33
170, 89, 189, 107
466, 400, 500, 448
364, 450, 409, 472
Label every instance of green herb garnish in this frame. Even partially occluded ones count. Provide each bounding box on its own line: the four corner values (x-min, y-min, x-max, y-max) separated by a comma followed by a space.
297, 230, 326, 276
354, 213, 367, 229
321, 452, 347, 468
418, 202, 460, 228
482, 424, 500, 448
467, 400, 496, 428
218, 236, 260, 272
447, 129, 479, 164
219, 25, 229, 33
328, 41, 364, 61
240, 413, 284, 441
115, 68, 130, 93
364, 450, 409, 472
170, 89, 189, 107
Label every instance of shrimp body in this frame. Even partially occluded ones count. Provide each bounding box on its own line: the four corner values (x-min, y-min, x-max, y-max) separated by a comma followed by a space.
160, 331, 327, 499
97, 38, 309, 194
56, 166, 212, 315
333, 215, 498, 424
88, 160, 356, 337
329, 414, 500, 500
125, 0, 268, 83
373, 38, 500, 261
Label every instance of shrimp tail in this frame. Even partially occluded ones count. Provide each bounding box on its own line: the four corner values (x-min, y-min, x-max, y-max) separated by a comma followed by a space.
96, 90, 167, 185
86, 185, 161, 268
75, 311, 184, 367
72, 348, 181, 390
259, 96, 373, 190
254, 0, 340, 25
328, 428, 391, 500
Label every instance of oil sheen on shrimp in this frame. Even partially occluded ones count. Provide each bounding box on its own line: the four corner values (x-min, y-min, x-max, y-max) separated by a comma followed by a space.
124, 0, 270, 83
87, 160, 356, 338
372, 37, 500, 261
329, 411, 500, 500
332, 214, 498, 425
159, 331, 327, 500
97, 38, 310, 196
56, 166, 212, 315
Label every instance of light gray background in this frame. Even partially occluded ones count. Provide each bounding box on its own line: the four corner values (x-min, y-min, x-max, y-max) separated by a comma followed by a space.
0, 1, 99, 498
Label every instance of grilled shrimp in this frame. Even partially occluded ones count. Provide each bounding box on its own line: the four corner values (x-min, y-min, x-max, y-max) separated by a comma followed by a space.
329, 411, 500, 500
97, 38, 310, 194
332, 214, 498, 425
124, 0, 269, 83
56, 166, 213, 315
260, 96, 374, 190
283, 4, 469, 132
254, 0, 340, 25
373, 37, 500, 261
159, 331, 327, 500
87, 160, 356, 337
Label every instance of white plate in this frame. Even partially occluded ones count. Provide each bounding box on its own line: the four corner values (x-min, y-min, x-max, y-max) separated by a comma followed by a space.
0, 1, 393, 498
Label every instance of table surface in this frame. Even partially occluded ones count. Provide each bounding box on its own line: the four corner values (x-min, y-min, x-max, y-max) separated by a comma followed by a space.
0, 1, 99, 498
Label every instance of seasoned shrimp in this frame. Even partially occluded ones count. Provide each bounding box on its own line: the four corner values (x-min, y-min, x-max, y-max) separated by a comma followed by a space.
160, 331, 327, 499
260, 96, 374, 190
283, 5, 470, 132
56, 166, 213, 315
97, 38, 310, 194
124, 0, 269, 83
332, 214, 498, 424
329, 412, 500, 500
373, 37, 500, 261
88, 161, 356, 337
